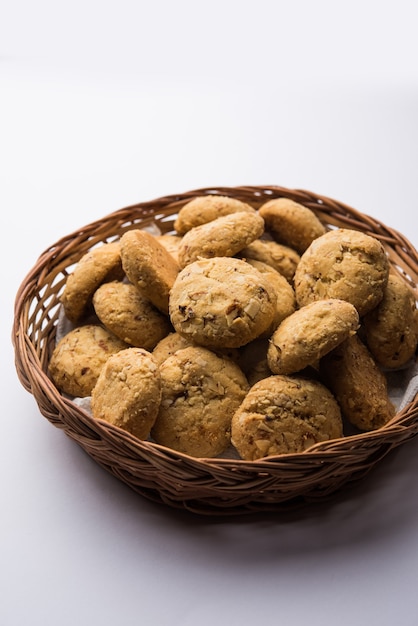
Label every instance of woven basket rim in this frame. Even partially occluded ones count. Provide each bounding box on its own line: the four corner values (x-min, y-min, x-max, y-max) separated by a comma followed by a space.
13, 184, 418, 514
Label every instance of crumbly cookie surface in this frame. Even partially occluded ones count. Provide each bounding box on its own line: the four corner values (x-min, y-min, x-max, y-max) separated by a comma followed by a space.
61, 241, 124, 323
363, 272, 418, 368
177, 211, 265, 268
231, 375, 343, 460
174, 194, 256, 235
320, 334, 396, 431
91, 348, 162, 439
294, 228, 389, 316
92, 281, 172, 350
120, 229, 179, 314
240, 238, 301, 283
169, 257, 278, 348
267, 299, 359, 375
151, 346, 249, 457
48, 324, 128, 397
156, 234, 182, 263
259, 198, 326, 253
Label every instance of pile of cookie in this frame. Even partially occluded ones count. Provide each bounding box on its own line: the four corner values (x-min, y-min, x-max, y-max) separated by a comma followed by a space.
48, 195, 418, 460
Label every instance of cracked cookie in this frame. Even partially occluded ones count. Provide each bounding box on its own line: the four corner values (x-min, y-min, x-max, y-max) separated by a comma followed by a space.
91, 347, 162, 439
231, 374, 343, 459
294, 228, 389, 316
267, 298, 359, 375
169, 257, 278, 349
48, 324, 128, 397
151, 346, 249, 457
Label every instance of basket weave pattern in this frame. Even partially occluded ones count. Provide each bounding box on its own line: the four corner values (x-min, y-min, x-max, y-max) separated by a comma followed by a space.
13, 186, 418, 514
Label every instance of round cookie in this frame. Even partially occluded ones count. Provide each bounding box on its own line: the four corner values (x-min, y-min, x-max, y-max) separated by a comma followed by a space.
92, 281, 172, 350
151, 346, 249, 457
48, 324, 128, 397
120, 229, 179, 315
240, 238, 301, 283
231, 375, 343, 460
245, 259, 296, 334
259, 198, 327, 253
267, 299, 359, 375
61, 241, 124, 323
174, 194, 255, 235
177, 211, 265, 268
152, 332, 193, 366
294, 228, 389, 316
363, 272, 418, 368
91, 348, 161, 439
169, 257, 278, 349
320, 334, 396, 431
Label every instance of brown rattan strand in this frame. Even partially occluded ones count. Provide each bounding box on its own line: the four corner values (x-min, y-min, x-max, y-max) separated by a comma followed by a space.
13, 185, 418, 515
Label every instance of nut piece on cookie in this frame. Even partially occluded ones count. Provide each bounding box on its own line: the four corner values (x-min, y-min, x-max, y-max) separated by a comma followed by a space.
320, 334, 396, 431
151, 346, 249, 457
61, 241, 124, 323
91, 348, 162, 440
259, 198, 326, 253
177, 211, 265, 268
169, 257, 278, 349
294, 228, 389, 316
240, 238, 301, 283
93, 281, 172, 350
174, 194, 256, 235
120, 229, 179, 315
267, 299, 359, 375
231, 375, 343, 460
363, 272, 418, 369
48, 324, 128, 397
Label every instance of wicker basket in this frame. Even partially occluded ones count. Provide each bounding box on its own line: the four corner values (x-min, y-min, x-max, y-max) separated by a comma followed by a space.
13, 185, 418, 515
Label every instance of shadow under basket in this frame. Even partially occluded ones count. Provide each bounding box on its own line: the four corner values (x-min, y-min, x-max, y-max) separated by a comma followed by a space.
13, 185, 418, 515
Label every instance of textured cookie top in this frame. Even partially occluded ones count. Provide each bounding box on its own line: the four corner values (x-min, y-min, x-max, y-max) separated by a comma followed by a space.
294, 228, 389, 316
60, 241, 124, 323
177, 211, 265, 268
320, 335, 396, 431
93, 281, 172, 350
151, 346, 249, 457
267, 298, 360, 375
91, 347, 161, 440
174, 194, 256, 235
363, 272, 418, 369
169, 257, 278, 348
48, 324, 128, 397
259, 198, 326, 253
231, 375, 343, 460
120, 229, 179, 314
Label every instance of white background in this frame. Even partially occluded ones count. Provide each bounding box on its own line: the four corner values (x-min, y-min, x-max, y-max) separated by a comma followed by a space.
2, 2, 418, 625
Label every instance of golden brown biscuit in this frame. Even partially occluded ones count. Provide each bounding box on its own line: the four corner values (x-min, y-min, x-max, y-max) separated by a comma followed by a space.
169, 257, 278, 349
48, 324, 128, 397
320, 334, 396, 431
245, 259, 296, 334
294, 228, 389, 316
91, 348, 161, 439
267, 299, 359, 375
259, 198, 326, 253
240, 238, 301, 283
177, 211, 265, 268
120, 229, 179, 315
363, 272, 418, 368
151, 346, 249, 457
174, 194, 255, 235
60, 242, 124, 323
231, 375, 343, 460
92, 281, 172, 350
